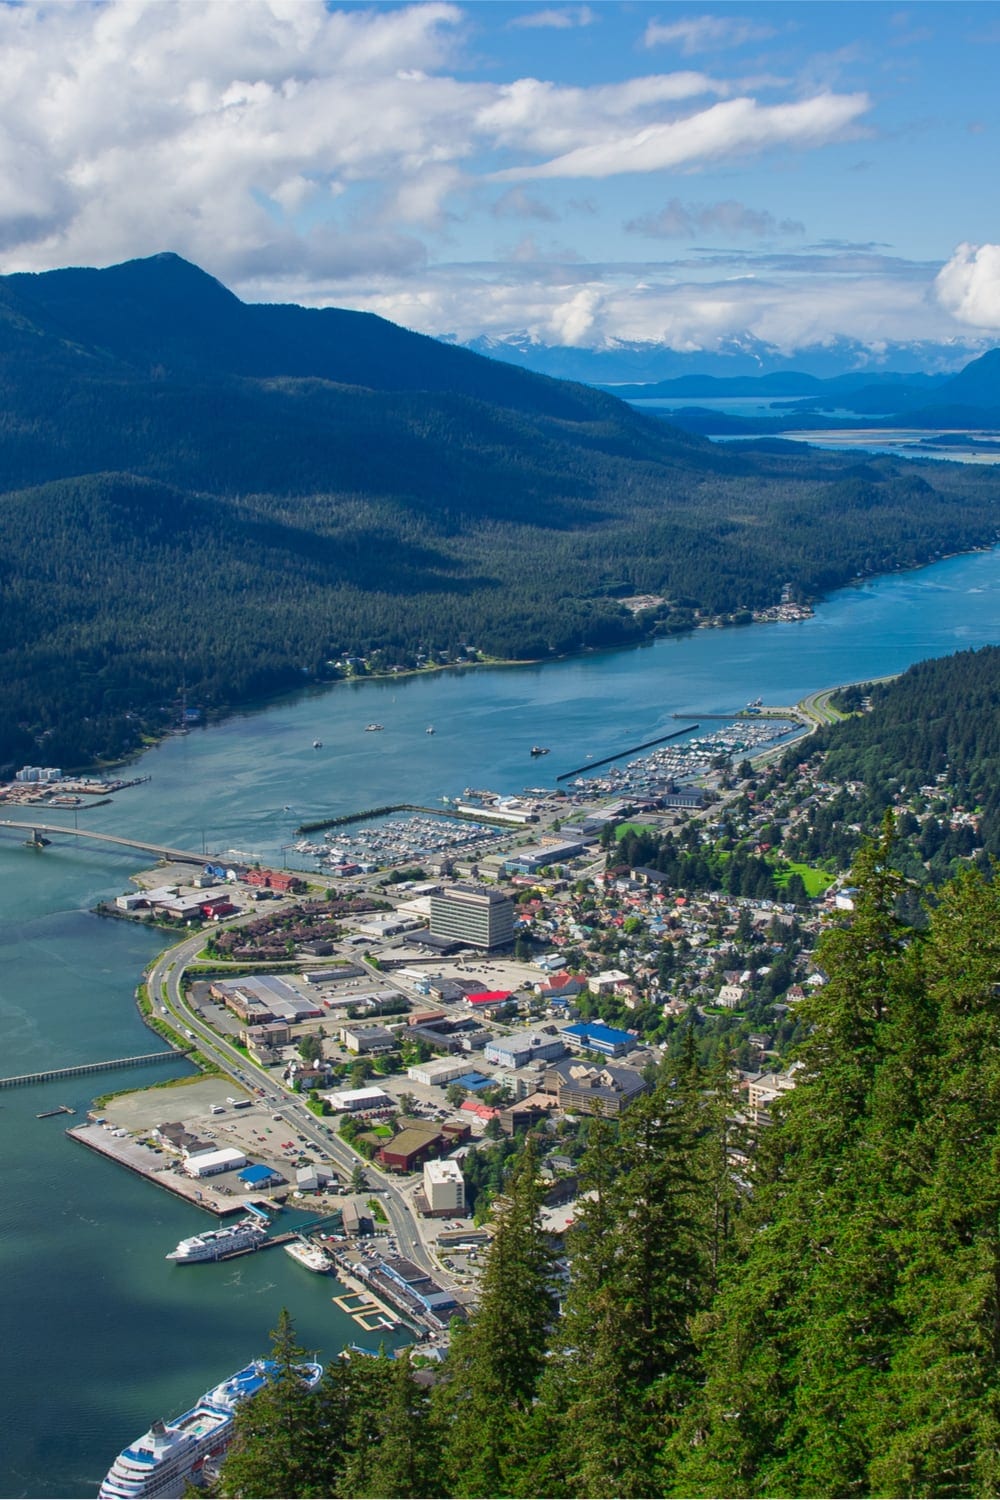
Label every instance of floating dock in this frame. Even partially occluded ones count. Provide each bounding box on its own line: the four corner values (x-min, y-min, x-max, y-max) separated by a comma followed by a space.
556, 725, 699, 782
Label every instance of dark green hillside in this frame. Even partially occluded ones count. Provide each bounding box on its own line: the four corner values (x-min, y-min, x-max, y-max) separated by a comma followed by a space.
0, 253, 999, 768
774, 646, 1000, 880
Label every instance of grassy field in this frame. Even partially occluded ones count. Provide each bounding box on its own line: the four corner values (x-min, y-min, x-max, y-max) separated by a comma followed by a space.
772, 860, 836, 897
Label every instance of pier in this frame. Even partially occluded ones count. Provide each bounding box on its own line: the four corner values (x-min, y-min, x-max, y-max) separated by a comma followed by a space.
0, 1049, 188, 1089
557, 725, 699, 782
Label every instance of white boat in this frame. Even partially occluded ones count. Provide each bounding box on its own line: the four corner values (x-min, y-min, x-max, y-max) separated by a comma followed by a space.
284, 1238, 333, 1273
165, 1216, 267, 1264
98, 1359, 323, 1499
364, 723, 384, 732
426, 726, 435, 734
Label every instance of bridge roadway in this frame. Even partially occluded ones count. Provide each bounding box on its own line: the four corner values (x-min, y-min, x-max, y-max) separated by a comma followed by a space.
0, 817, 209, 865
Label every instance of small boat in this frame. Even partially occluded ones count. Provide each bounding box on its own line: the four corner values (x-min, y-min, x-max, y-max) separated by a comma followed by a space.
529, 746, 550, 757
312, 740, 322, 749
285, 1238, 333, 1274
426, 726, 435, 735
365, 723, 384, 732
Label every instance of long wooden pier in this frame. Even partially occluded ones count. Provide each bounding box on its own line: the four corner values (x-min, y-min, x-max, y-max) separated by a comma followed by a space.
0, 1049, 189, 1089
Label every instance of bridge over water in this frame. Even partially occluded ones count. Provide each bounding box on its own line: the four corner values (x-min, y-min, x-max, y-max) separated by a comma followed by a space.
0, 817, 210, 865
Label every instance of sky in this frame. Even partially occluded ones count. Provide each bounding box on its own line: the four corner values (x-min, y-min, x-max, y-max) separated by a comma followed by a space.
2, 0, 999, 357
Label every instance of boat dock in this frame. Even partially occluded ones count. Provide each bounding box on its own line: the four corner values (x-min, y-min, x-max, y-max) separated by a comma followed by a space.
215, 1230, 298, 1261
35, 1104, 75, 1119
557, 725, 699, 782
67, 1121, 246, 1217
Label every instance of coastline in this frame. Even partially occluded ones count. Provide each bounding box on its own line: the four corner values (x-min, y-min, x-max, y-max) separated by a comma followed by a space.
37, 534, 999, 779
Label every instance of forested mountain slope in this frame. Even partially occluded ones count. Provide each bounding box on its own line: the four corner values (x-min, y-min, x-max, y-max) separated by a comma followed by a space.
749, 646, 1000, 899
1, 254, 998, 768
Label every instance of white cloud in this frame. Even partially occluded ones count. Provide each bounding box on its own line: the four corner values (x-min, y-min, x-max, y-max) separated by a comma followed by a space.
251, 252, 967, 355
495, 92, 870, 180
627, 198, 805, 239
511, 6, 596, 29
935, 243, 1000, 330
643, 15, 777, 55
0, 0, 876, 301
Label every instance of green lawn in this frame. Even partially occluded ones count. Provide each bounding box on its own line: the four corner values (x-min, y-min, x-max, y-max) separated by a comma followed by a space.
772, 861, 836, 897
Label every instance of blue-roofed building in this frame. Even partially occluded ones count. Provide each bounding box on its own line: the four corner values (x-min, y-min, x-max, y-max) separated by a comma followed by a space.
238, 1163, 284, 1187
454, 1071, 494, 1092
563, 1022, 635, 1058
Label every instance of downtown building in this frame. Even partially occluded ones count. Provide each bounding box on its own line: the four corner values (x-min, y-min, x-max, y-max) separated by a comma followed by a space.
428, 884, 515, 950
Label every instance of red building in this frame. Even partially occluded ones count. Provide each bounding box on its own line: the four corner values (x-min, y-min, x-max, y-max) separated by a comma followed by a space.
243, 868, 303, 893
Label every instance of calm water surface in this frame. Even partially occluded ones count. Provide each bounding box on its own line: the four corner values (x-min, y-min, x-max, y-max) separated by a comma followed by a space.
2, 546, 1000, 1496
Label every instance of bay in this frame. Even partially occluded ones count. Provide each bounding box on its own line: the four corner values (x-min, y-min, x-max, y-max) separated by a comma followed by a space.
2, 544, 999, 1496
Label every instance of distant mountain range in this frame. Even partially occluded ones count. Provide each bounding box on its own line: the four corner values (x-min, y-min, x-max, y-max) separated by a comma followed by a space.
611, 348, 1000, 439
460, 332, 990, 386
1, 253, 998, 770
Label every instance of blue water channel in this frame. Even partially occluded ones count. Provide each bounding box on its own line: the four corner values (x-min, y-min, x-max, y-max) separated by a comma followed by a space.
2, 544, 1000, 1496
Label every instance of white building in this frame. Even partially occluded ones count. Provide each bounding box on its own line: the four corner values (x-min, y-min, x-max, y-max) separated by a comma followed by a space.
407, 1058, 473, 1088
324, 1086, 395, 1113
183, 1147, 247, 1178
423, 1158, 466, 1215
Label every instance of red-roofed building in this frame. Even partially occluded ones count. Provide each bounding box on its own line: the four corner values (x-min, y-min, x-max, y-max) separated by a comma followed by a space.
461, 1099, 501, 1121
465, 990, 513, 1010
243, 868, 303, 894
537, 972, 584, 1000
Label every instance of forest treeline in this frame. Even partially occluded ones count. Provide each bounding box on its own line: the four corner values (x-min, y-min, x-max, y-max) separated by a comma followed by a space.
2, 254, 999, 768
777, 645, 1000, 877
216, 841, 1000, 1498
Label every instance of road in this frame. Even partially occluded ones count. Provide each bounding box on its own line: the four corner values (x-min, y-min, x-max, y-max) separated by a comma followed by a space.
145, 929, 434, 1273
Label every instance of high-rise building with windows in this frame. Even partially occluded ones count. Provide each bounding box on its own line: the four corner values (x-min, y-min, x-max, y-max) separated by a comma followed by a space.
428, 884, 515, 949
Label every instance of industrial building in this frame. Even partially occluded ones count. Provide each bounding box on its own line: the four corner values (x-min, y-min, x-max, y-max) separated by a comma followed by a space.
407, 1058, 474, 1088
183, 1147, 247, 1178
428, 885, 515, 950
324, 1085, 395, 1113
483, 1028, 567, 1070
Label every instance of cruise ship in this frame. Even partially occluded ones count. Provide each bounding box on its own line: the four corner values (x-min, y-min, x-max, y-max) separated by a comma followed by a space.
165, 1216, 267, 1264
98, 1359, 323, 1499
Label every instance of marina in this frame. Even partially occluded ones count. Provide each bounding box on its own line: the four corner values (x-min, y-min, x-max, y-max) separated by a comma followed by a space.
2, 544, 1000, 1497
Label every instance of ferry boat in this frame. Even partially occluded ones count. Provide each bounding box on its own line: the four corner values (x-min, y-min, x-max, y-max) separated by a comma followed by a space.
98, 1359, 323, 1499
284, 1237, 333, 1273
165, 1216, 267, 1264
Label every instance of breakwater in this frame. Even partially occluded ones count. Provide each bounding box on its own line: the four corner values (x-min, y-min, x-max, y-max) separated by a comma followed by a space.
298, 802, 522, 835
556, 724, 699, 781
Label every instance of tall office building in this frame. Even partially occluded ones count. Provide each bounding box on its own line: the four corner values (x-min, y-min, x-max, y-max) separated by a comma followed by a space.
429, 884, 515, 950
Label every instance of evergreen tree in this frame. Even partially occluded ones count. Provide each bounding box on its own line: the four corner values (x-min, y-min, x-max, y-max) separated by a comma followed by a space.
218, 1310, 337, 1499
349, 1352, 442, 1499
556, 1085, 708, 1497
434, 1137, 556, 1497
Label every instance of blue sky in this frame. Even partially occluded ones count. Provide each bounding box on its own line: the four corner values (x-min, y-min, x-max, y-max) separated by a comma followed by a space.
2, 1, 999, 356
